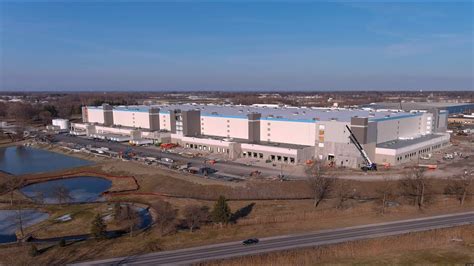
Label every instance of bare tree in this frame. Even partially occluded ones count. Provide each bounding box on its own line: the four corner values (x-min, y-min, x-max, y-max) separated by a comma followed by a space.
445, 170, 473, 206
1, 177, 25, 239
152, 200, 177, 236
7, 125, 26, 142
7, 103, 37, 122
375, 177, 395, 215
7, 199, 25, 238
305, 160, 334, 208
1, 176, 25, 206
17, 201, 25, 238
0, 102, 7, 117
38, 110, 52, 125
33, 191, 45, 206
123, 204, 140, 237
52, 185, 73, 205
398, 167, 432, 210
334, 179, 356, 209
112, 203, 140, 237
113, 202, 123, 221
183, 205, 210, 232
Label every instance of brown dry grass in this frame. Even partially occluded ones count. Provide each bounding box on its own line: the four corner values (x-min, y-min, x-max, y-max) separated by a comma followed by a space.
204, 225, 474, 266
30, 142, 474, 202
1, 142, 473, 265
100, 158, 474, 201
1, 219, 472, 265
0, 196, 471, 265
19, 203, 127, 239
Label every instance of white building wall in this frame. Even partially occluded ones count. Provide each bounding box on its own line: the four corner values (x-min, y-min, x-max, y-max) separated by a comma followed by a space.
71, 123, 87, 130
160, 113, 171, 131
376, 115, 424, 143
438, 112, 447, 129
319, 121, 350, 143
95, 125, 135, 135
399, 115, 423, 138
375, 133, 450, 165
52, 119, 69, 130
420, 113, 433, 135
241, 143, 298, 156
201, 116, 248, 139
180, 136, 234, 148
134, 112, 151, 129
113, 110, 150, 129
260, 119, 316, 146
87, 108, 104, 124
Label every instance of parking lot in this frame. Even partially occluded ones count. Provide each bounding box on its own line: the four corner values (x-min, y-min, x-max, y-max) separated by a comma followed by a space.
49, 132, 474, 182
52, 134, 300, 180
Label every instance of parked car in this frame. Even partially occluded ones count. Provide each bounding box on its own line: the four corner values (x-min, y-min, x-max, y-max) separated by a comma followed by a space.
242, 238, 259, 245
161, 157, 174, 163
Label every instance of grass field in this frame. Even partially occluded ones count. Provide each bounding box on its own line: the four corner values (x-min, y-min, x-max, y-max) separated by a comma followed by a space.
0, 195, 472, 265
204, 225, 474, 266
1, 141, 473, 265
18, 203, 127, 239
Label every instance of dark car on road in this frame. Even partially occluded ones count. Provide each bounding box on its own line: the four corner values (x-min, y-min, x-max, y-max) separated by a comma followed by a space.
242, 238, 259, 245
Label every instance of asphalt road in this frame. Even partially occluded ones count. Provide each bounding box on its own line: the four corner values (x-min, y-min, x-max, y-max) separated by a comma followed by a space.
73, 211, 474, 265
53, 134, 299, 179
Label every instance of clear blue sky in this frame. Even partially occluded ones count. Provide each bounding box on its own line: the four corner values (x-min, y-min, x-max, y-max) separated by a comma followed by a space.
1, 1, 473, 91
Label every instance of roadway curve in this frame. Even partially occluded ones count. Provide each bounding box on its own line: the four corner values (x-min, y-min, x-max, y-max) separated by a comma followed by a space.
73, 211, 474, 265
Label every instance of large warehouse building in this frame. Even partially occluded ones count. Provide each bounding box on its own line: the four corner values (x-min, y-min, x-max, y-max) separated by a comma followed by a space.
72, 103, 451, 168
365, 102, 474, 115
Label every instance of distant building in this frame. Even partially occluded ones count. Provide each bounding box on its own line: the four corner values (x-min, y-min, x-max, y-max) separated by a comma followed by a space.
365, 102, 474, 115
52, 119, 70, 131
72, 103, 451, 168
448, 113, 474, 125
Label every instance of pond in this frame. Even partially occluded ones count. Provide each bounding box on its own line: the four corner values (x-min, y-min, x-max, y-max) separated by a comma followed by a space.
137, 207, 152, 229
20, 176, 112, 204
0, 209, 49, 243
0, 146, 92, 175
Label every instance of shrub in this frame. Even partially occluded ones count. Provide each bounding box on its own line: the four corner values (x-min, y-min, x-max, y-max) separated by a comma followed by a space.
29, 245, 39, 257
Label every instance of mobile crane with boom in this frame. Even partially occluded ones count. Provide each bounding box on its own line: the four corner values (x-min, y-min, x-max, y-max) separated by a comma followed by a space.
345, 125, 377, 171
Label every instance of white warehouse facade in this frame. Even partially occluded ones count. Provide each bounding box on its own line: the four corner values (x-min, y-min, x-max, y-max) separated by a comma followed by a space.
73, 103, 450, 168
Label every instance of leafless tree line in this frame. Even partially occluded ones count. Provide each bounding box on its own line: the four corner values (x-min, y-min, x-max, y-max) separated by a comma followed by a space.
305, 160, 473, 214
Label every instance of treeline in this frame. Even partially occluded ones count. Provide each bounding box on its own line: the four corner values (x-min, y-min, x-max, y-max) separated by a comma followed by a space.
306, 161, 473, 214
0, 102, 80, 124
0, 93, 141, 124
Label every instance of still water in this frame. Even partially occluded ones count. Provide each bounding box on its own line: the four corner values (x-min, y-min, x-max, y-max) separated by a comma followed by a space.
0, 146, 92, 175
0, 210, 49, 243
21, 176, 112, 204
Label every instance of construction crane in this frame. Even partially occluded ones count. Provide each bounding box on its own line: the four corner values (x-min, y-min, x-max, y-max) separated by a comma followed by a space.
345, 125, 377, 171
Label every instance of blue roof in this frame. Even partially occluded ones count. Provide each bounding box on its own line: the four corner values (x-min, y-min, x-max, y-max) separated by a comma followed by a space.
114, 106, 150, 112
